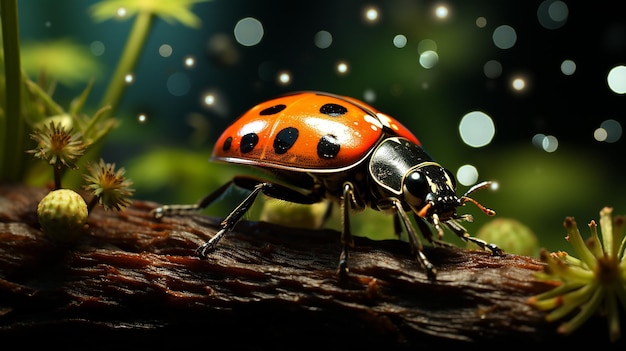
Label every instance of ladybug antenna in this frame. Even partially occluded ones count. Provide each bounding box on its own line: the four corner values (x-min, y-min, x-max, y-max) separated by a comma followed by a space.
460, 181, 497, 216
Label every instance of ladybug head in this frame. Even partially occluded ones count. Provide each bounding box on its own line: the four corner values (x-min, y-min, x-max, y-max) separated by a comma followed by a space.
402, 165, 496, 228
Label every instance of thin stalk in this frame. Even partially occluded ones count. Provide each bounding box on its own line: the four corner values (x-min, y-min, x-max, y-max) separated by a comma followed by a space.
1, 0, 25, 182
87, 195, 99, 213
99, 10, 154, 119
53, 164, 62, 189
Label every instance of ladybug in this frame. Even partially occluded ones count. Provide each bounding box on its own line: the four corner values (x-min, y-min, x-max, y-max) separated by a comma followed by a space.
152, 91, 501, 279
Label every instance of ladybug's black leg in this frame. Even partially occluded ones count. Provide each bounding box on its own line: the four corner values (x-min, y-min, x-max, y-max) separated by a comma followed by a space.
196, 178, 322, 257
392, 214, 403, 239
397, 202, 437, 280
444, 219, 504, 256
378, 199, 437, 280
153, 176, 322, 258
320, 202, 334, 227
338, 182, 366, 276
196, 182, 265, 256
413, 214, 456, 249
151, 180, 235, 219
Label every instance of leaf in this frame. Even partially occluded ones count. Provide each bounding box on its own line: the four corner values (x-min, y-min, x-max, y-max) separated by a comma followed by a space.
90, 0, 210, 28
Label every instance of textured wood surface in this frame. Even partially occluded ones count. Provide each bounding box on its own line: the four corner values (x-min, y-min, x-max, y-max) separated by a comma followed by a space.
0, 184, 622, 348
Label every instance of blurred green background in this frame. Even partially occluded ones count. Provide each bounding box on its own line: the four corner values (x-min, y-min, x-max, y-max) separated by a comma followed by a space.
10, 0, 626, 254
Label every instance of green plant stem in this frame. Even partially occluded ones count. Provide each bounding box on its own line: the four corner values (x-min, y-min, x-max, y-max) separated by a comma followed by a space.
87, 195, 99, 213
99, 10, 154, 119
1, 0, 25, 182
53, 164, 62, 190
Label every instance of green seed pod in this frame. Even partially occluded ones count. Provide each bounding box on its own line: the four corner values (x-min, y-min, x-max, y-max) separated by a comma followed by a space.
260, 198, 328, 229
471, 217, 538, 256
37, 189, 88, 243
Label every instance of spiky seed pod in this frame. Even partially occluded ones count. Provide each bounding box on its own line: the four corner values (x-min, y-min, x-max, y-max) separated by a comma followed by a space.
83, 158, 134, 211
28, 121, 86, 170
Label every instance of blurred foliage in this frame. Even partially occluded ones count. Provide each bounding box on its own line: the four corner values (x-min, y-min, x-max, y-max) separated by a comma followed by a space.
90, 0, 207, 28
21, 39, 102, 86
0, 0, 208, 186
124, 148, 245, 215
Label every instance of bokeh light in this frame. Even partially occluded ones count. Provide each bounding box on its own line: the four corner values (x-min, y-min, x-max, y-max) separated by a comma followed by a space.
419, 50, 439, 69
476, 16, 487, 28
183, 55, 196, 68
393, 34, 407, 48
459, 111, 496, 148
456, 164, 479, 186
314, 30, 332, 49
116, 7, 126, 18
542, 135, 558, 152
363, 6, 380, 23
166, 72, 190, 96
483, 60, 502, 79
158, 44, 172, 58
201, 89, 228, 117
593, 128, 608, 142
434, 5, 449, 19
511, 76, 526, 91
537, 0, 568, 29
124, 73, 134, 84
363, 89, 376, 103
417, 39, 437, 54
137, 113, 147, 124
336, 61, 349, 75
532, 133, 559, 152
277, 71, 292, 85
204, 93, 215, 106
594, 119, 622, 143
234, 17, 264, 46
492, 25, 517, 49
607, 65, 626, 94
89, 41, 105, 57
560, 59, 576, 75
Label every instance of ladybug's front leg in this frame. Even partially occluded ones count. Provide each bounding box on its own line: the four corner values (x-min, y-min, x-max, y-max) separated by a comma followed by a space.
377, 199, 437, 280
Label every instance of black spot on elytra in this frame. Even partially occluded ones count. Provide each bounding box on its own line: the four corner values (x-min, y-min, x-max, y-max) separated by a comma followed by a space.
222, 136, 232, 151
320, 103, 347, 117
260, 104, 286, 115
273, 127, 299, 154
240, 133, 259, 153
317, 135, 340, 159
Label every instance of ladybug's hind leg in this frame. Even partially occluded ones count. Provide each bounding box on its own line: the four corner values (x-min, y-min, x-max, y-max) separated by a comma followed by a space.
151, 180, 235, 219
152, 176, 322, 258
196, 177, 322, 257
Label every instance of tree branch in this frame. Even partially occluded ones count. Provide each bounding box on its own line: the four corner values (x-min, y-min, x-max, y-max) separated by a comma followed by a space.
0, 184, 621, 348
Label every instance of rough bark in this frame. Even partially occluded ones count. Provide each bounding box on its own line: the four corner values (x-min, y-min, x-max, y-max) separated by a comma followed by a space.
0, 184, 622, 348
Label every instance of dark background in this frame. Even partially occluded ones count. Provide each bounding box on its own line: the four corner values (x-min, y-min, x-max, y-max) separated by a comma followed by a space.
16, 0, 626, 252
